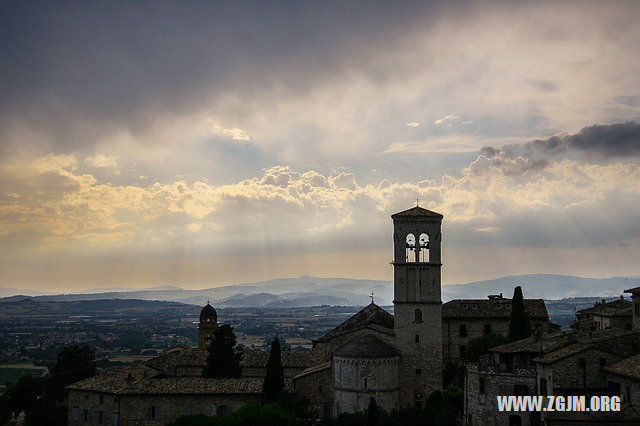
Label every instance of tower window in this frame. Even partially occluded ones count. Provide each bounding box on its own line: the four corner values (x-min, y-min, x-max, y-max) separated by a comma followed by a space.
406, 234, 416, 262
419, 233, 429, 262
414, 308, 423, 323
479, 377, 486, 394
415, 334, 420, 343
364, 378, 368, 388
415, 368, 422, 375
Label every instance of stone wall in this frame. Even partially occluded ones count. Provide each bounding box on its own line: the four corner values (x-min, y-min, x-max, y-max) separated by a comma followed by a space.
293, 367, 334, 419
68, 390, 258, 426
334, 356, 400, 415
464, 362, 538, 426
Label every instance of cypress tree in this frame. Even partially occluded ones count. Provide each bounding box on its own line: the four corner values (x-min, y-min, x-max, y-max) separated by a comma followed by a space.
262, 336, 285, 400
367, 396, 379, 426
509, 286, 532, 342
201, 324, 242, 378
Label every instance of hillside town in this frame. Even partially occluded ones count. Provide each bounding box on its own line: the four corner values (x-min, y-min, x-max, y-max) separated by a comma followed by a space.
2, 207, 637, 425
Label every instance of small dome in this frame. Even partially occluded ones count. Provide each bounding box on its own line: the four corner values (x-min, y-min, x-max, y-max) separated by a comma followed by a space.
200, 302, 217, 322
334, 335, 399, 358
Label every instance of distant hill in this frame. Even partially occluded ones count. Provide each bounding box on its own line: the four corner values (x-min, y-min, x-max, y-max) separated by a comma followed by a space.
1, 274, 638, 307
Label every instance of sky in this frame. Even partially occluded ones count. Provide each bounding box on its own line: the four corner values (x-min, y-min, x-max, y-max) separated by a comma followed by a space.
1, 1, 640, 292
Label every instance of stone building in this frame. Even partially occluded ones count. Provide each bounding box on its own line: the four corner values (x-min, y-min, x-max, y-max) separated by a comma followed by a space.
442, 295, 549, 361
464, 328, 640, 426
576, 297, 632, 332
624, 287, 640, 331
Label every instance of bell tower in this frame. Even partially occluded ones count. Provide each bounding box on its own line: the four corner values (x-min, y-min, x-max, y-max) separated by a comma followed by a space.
197, 302, 219, 350
391, 205, 443, 406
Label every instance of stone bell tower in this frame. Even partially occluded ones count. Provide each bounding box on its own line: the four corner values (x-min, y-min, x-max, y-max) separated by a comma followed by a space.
197, 302, 218, 350
391, 205, 443, 406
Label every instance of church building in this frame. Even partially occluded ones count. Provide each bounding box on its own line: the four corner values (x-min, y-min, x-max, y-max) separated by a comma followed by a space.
294, 205, 444, 415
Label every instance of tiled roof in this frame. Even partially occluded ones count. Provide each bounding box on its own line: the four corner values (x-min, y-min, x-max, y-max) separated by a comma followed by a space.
605, 353, 640, 381
625, 286, 640, 295
143, 348, 314, 375
442, 298, 548, 319
334, 335, 399, 358
67, 363, 293, 395
317, 303, 394, 342
580, 298, 632, 315
241, 351, 315, 368
293, 362, 331, 380
391, 206, 443, 219
490, 328, 639, 364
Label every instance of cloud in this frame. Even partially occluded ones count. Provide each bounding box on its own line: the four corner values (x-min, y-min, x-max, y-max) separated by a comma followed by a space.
85, 154, 118, 168
406, 122, 421, 127
205, 119, 250, 141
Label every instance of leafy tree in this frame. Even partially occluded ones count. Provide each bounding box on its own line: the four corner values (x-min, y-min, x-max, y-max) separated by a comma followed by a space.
47, 345, 97, 395
262, 336, 285, 401
202, 324, 243, 378
463, 333, 509, 362
509, 286, 532, 342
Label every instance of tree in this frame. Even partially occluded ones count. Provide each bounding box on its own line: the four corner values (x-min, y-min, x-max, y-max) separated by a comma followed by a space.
463, 333, 509, 362
47, 345, 97, 396
509, 286, 532, 342
202, 324, 243, 378
366, 396, 379, 426
262, 336, 285, 401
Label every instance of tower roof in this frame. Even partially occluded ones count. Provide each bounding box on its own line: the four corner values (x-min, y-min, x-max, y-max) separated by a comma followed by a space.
391, 206, 443, 220
200, 302, 217, 321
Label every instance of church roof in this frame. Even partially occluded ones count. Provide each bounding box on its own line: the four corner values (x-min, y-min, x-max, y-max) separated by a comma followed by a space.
391, 206, 443, 219
605, 353, 640, 381
317, 303, 394, 342
334, 334, 399, 358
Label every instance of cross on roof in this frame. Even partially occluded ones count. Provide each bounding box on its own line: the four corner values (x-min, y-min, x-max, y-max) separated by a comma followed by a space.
416, 196, 420, 207
370, 292, 375, 304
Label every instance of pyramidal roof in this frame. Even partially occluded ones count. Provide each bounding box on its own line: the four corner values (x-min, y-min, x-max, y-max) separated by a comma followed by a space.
317, 303, 394, 342
334, 334, 399, 358
391, 206, 443, 219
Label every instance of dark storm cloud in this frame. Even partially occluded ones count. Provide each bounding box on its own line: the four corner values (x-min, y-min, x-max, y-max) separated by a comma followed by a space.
480, 122, 640, 161
0, 0, 443, 151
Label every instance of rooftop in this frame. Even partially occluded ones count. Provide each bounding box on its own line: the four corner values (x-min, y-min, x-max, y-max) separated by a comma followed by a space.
605, 353, 640, 381
391, 206, 443, 219
442, 298, 548, 319
316, 303, 394, 342
334, 334, 400, 359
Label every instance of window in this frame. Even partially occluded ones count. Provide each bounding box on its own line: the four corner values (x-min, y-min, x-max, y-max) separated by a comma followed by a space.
414, 308, 423, 323
415, 368, 422, 375
578, 358, 586, 367
147, 406, 159, 419
415, 334, 420, 343
318, 385, 322, 393
405, 234, 416, 262
113, 413, 119, 426
98, 411, 105, 424
479, 377, 486, 394
508, 415, 522, 426
184, 405, 193, 416
626, 323, 632, 330
418, 233, 429, 262
484, 323, 492, 335
633, 343, 639, 354
99, 394, 104, 404
217, 405, 229, 417
364, 378, 368, 388
72, 407, 79, 422
83, 410, 91, 422
460, 345, 467, 358
599, 358, 607, 367
459, 324, 467, 337
540, 378, 547, 396
609, 381, 621, 396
